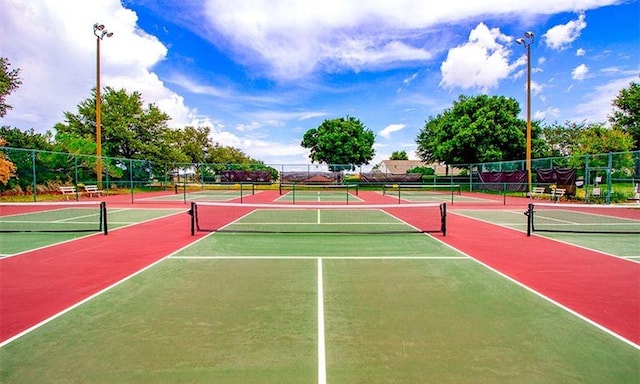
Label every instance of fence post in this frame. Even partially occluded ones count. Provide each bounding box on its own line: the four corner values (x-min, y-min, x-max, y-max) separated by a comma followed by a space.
584, 154, 590, 203
606, 152, 612, 205
130, 158, 134, 204
74, 155, 79, 201
31, 149, 37, 202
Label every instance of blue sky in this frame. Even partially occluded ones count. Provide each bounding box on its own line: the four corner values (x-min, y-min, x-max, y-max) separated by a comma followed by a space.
1, 0, 638, 168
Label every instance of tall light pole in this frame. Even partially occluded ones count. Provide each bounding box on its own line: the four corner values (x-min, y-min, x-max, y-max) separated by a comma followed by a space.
516, 31, 534, 193
93, 23, 113, 189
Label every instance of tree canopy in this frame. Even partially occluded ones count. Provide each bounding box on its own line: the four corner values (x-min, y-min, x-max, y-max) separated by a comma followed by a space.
415, 94, 548, 165
0, 57, 22, 118
55, 87, 172, 162
609, 81, 640, 150
390, 150, 409, 160
301, 116, 375, 171
541, 121, 634, 158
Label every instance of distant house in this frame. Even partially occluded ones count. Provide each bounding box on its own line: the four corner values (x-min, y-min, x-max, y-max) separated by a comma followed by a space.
379, 160, 426, 174
379, 160, 457, 175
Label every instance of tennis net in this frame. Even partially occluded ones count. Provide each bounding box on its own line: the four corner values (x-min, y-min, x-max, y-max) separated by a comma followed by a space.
0, 201, 108, 234
382, 184, 461, 203
190, 201, 446, 235
525, 202, 640, 235
279, 183, 358, 195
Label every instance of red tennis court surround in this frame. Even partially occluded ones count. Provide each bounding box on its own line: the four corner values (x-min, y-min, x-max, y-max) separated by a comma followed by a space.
444, 212, 640, 345
0, 193, 276, 343
1, 190, 638, 350
358, 191, 639, 345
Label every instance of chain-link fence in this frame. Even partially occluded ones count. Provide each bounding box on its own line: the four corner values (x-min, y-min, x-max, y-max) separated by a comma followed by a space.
448, 150, 640, 203
1, 146, 639, 203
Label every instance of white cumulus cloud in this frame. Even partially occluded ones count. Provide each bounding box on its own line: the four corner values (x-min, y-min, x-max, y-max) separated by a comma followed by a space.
440, 23, 516, 92
0, 0, 196, 131
543, 14, 587, 50
379, 124, 406, 139
572, 64, 589, 80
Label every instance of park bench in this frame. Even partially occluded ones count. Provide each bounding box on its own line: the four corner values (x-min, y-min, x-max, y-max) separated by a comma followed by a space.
529, 187, 565, 202
59, 186, 77, 200
551, 188, 566, 202
529, 187, 546, 199
83, 185, 102, 198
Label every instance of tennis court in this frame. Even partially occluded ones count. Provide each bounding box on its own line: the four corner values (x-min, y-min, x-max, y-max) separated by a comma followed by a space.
454, 203, 640, 259
0, 202, 185, 256
142, 184, 260, 203
0, 193, 638, 383
276, 184, 362, 204
380, 184, 504, 204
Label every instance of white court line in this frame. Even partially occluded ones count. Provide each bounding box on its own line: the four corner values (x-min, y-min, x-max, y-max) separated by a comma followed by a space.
170, 256, 469, 260
317, 258, 327, 384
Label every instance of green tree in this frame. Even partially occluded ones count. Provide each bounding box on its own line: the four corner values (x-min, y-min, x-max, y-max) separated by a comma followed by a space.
0, 127, 59, 191
564, 123, 635, 176
541, 121, 584, 157
0, 126, 53, 150
55, 87, 171, 162
390, 150, 409, 160
301, 116, 375, 171
609, 82, 640, 150
571, 124, 634, 155
0, 57, 22, 118
207, 143, 254, 164
179, 126, 212, 164
416, 94, 548, 165
205, 143, 278, 181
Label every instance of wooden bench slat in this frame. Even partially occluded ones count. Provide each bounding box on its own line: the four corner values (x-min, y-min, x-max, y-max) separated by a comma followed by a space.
83, 185, 102, 197
59, 186, 77, 200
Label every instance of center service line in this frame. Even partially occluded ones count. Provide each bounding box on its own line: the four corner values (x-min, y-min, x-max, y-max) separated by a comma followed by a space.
317, 257, 327, 384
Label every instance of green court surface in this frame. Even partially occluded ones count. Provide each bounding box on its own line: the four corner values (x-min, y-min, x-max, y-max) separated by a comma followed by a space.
380, 190, 499, 204
0, 208, 184, 256
1, 206, 637, 383
276, 191, 362, 203
1, 257, 636, 383
143, 189, 255, 202
181, 207, 455, 257
453, 209, 640, 259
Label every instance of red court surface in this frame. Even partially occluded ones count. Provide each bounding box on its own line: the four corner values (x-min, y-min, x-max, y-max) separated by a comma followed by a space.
359, 191, 639, 345
0, 191, 279, 343
1, 190, 638, 348
444, 212, 639, 346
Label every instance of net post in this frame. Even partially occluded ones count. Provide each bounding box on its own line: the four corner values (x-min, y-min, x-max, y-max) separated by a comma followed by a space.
346, 185, 349, 205
450, 184, 454, 205
101, 201, 108, 235
292, 182, 296, 205
441, 203, 447, 236
526, 203, 533, 237
240, 183, 243, 203
503, 183, 507, 206
183, 183, 187, 204
189, 201, 196, 236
